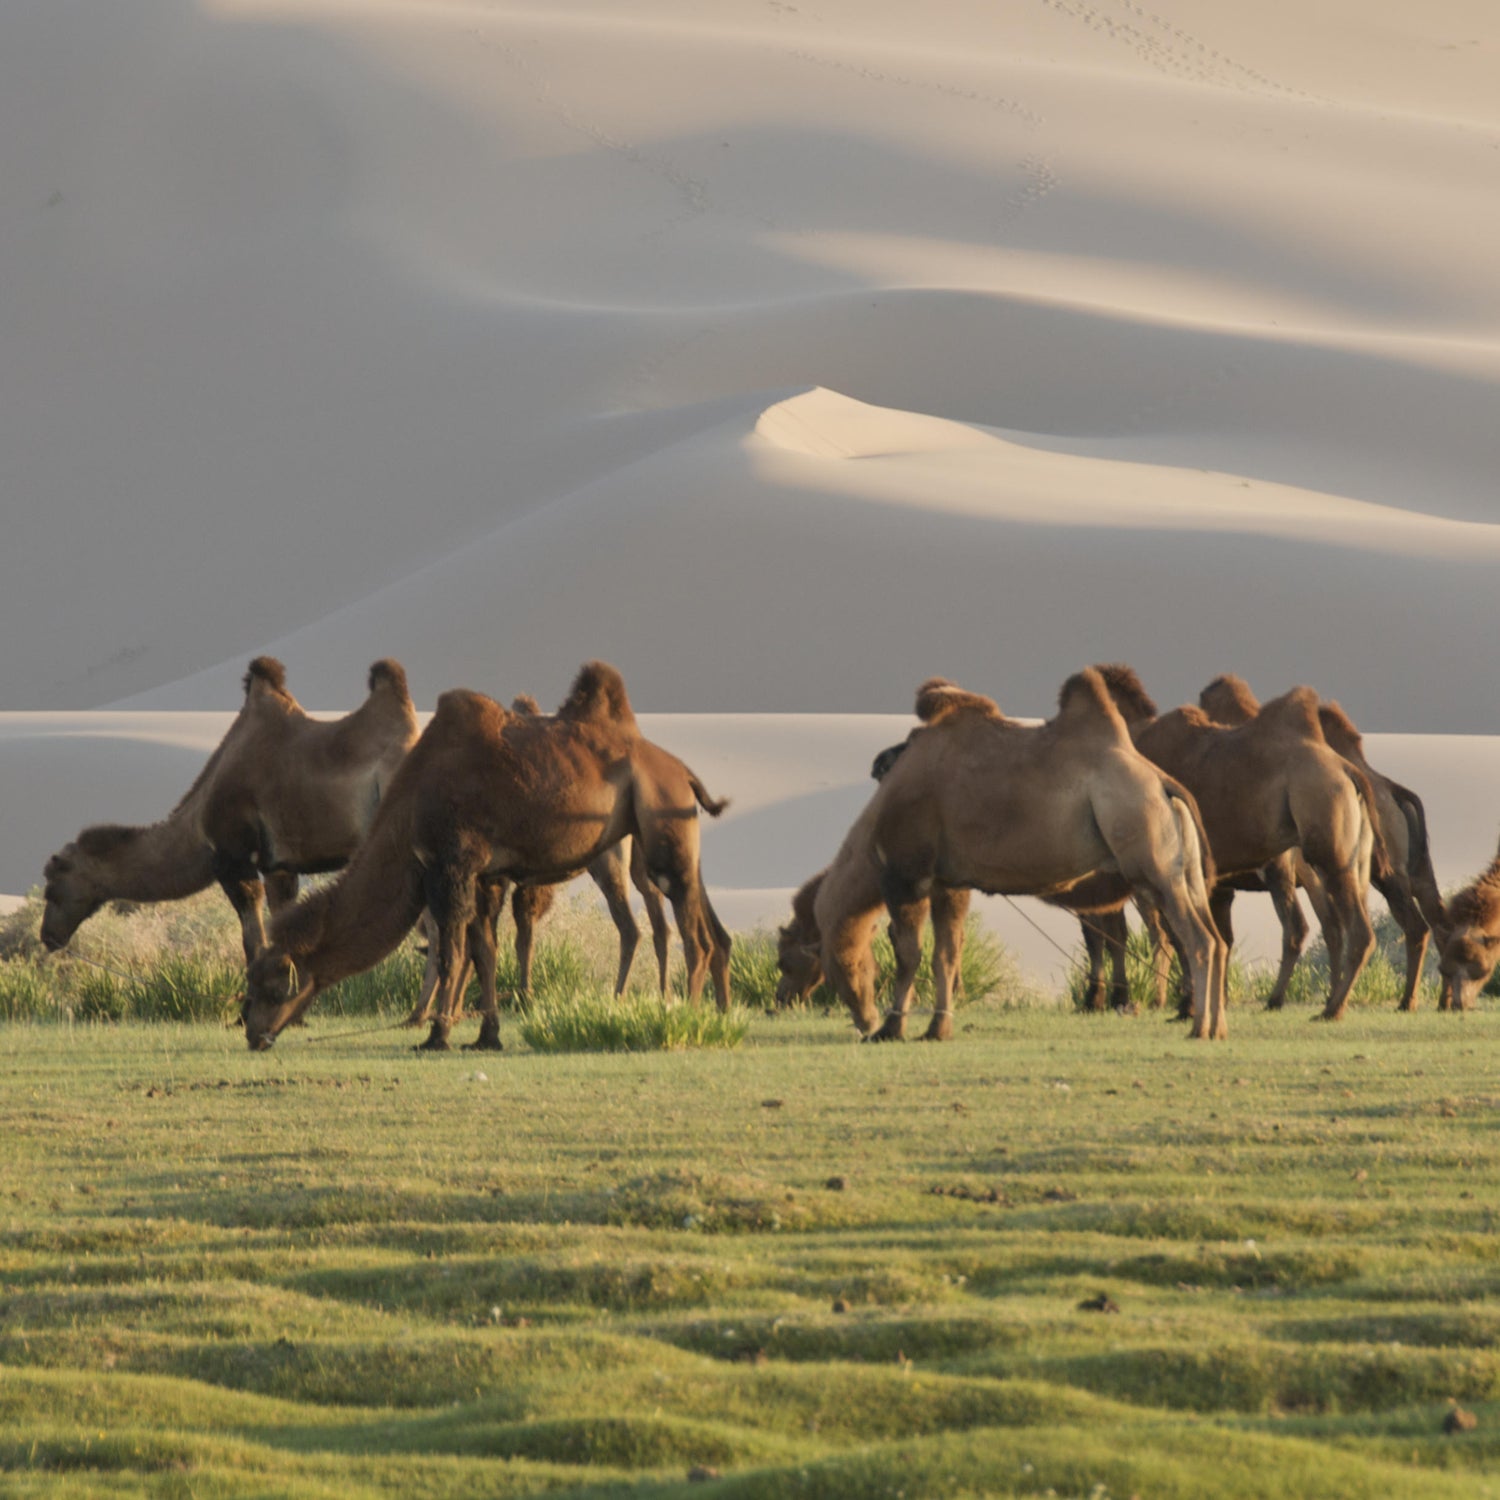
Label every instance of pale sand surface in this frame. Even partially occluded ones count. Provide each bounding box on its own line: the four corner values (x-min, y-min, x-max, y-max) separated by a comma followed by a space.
4, 1, 1499, 980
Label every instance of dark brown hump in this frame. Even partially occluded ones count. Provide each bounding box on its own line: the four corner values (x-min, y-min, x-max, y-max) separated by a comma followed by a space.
558, 661, 636, 727
367, 659, 410, 699
1092, 663, 1157, 721
1256, 685, 1324, 739
1316, 699, 1364, 757
510, 693, 542, 716
914, 678, 1000, 723
243, 657, 288, 696
1198, 673, 1259, 725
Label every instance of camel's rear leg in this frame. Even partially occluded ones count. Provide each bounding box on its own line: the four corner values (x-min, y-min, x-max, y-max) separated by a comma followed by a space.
512, 882, 557, 1002
1077, 916, 1109, 1013
1137, 899, 1173, 1010
1375, 872, 1429, 1011
629, 838, 673, 994
463, 879, 506, 1051
870, 894, 928, 1042
589, 843, 641, 996
921, 885, 970, 1041
1261, 855, 1308, 1010
1315, 867, 1375, 1021
418, 841, 488, 1051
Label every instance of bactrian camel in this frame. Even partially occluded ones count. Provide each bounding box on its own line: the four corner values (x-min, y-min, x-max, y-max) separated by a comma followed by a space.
42, 659, 418, 965
1198, 674, 1443, 1010
241, 662, 732, 1051
1432, 837, 1500, 1011
402, 694, 693, 1029
797, 669, 1228, 1040
1097, 666, 1384, 1022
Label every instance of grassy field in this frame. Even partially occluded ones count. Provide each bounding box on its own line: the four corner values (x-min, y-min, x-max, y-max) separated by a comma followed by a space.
1, 899, 1498, 1497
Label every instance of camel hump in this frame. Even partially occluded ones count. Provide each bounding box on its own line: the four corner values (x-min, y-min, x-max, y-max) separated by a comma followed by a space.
1316, 699, 1364, 756
1199, 673, 1259, 724
510, 693, 542, 716
1057, 668, 1128, 734
914, 678, 1000, 724
558, 661, 636, 728
432, 688, 500, 734
367, 659, 410, 700
1092, 663, 1157, 721
243, 657, 288, 696
1257, 685, 1324, 739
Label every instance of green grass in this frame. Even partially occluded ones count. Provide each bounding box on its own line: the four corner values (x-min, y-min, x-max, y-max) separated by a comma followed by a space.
1, 892, 1498, 1495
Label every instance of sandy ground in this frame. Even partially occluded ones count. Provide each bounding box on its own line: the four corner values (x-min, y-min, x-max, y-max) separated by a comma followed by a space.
4, 1, 1499, 981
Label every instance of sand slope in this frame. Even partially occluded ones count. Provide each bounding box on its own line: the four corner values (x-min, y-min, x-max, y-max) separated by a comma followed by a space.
4, 1, 1500, 972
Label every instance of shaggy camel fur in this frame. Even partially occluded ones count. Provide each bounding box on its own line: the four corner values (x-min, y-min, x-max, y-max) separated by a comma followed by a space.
1434, 840, 1500, 1010
1098, 666, 1383, 1021
242, 662, 732, 1051
807, 669, 1228, 1040
400, 696, 686, 1029
42, 658, 417, 964
1199, 674, 1443, 1010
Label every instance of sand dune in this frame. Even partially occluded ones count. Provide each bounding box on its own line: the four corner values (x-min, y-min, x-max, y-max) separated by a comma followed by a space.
4, 0, 1500, 974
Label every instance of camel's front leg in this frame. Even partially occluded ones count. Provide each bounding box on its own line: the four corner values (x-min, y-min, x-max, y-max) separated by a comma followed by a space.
512, 883, 556, 1002
419, 856, 482, 1052
463, 879, 506, 1051
870, 896, 927, 1042
921, 885, 970, 1041
213, 851, 270, 966
589, 845, 641, 996
1261, 856, 1307, 1010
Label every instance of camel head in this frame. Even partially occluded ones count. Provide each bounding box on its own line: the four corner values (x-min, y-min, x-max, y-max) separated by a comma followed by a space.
1436, 924, 1499, 1011
775, 920, 823, 1006
242, 946, 317, 1050
40, 839, 112, 951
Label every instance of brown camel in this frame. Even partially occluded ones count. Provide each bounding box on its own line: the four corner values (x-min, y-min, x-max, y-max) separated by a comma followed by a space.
775, 866, 972, 1038
1434, 840, 1500, 1010
868, 738, 1165, 1016
41, 658, 418, 964
1097, 665, 1383, 1021
803, 669, 1228, 1040
1199, 674, 1443, 1010
241, 662, 732, 1051
402, 694, 675, 1029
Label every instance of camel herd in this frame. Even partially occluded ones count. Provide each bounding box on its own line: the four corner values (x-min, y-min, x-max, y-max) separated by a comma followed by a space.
35, 656, 1500, 1051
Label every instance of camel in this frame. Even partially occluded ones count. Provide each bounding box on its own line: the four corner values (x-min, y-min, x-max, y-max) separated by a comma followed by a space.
241, 662, 733, 1051
801, 669, 1228, 1040
401, 694, 675, 1029
1434, 840, 1500, 1010
1198, 674, 1443, 1010
775, 865, 972, 1038
868, 738, 1166, 1016
1097, 666, 1384, 1021
41, 658, 418, 964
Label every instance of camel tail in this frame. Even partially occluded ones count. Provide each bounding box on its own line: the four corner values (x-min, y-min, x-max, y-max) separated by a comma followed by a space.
1388, 778, 1447, 933
1163, 777, 1217, 898
1345, 765, 1393, 884
689, 773, 730, 818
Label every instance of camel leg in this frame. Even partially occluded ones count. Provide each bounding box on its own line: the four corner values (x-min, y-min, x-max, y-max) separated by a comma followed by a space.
463, 879, 506, 1051
921, 885, 970, 1041
1315, 866, 1375, 1021
589, 843, 640, 996
668, 882, 712, 1003
1376, 873, 1429, 1011
822, 908, 883, 1037
1099, 907, 1134, 1014
213, 851, 270, 966
871, 895, 927, 1042
1078, 917, 1109, 1012
512, 883, 556, 1003
1135, 899, 1172, 1010
418, 847, 485, 1051
264, 869, 299, 917
406, 911, 441, 1027
699, 883, 734, 1010
630, 839, 673, 994
1261, 857, 1308, 1011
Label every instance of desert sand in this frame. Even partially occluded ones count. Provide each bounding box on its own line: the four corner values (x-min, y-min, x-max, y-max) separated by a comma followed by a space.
4, 0, 1499, 982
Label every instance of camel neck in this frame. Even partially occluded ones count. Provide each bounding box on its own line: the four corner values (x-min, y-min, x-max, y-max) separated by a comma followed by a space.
94, 819, 218, 904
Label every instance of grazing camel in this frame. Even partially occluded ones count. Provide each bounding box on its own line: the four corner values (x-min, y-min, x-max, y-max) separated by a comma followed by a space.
41, 658, 418, 964
775, 866, 972, 1038
402, 692, 675, 1030
1199, 674, 1443, 1010
869, 738, 1164, 1015
804, 669, 1228, 1040
1434, 841, 1500, 1010
242, 662, 732, 1051
1097, 666, 1384, 1022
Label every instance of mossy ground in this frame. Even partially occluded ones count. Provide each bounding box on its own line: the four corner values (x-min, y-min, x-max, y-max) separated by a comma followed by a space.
0, 894, 1497, 1495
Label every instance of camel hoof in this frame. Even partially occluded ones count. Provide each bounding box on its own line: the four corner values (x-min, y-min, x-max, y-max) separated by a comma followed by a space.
416, 1029, 451, 1052
862, 1024, 904, 1043
463, 1036, 504, 1052
1311, 1009, 1345, 1023
920, 1023, 952, 1042
1111, 1002, 1140, 1018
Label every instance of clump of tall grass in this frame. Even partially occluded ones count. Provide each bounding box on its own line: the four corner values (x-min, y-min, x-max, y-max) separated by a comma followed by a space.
519, 989, 750, 1052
